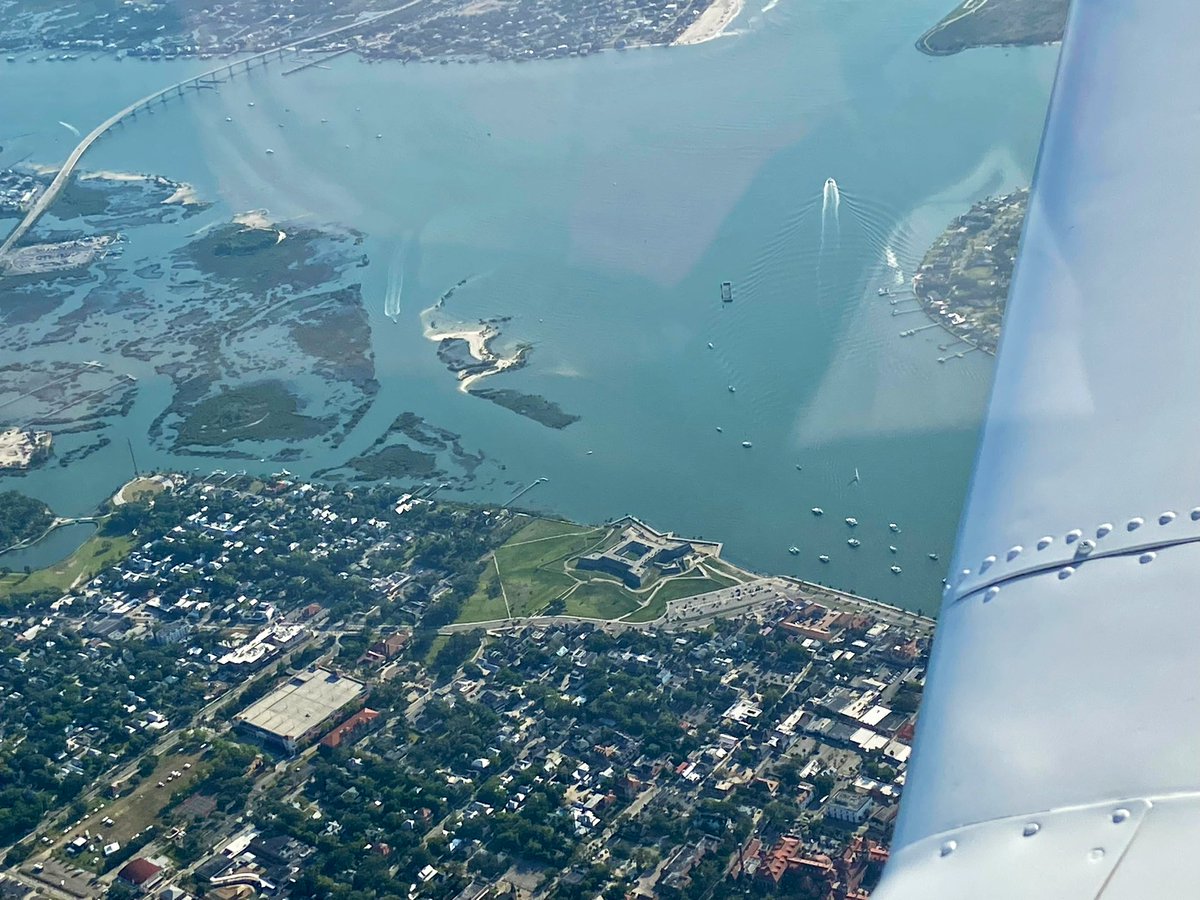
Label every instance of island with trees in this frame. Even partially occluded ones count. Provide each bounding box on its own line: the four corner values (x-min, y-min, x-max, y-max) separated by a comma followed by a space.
917, 0, 1068, 55
913, 188, 1027, 354
0, 490, 52, 549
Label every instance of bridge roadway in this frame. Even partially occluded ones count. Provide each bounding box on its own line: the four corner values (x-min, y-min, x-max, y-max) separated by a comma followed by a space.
0, 0, 423, 260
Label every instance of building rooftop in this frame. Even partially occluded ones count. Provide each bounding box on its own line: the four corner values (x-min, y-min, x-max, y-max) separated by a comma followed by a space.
235, 668, 365, 742
118, 857, 162, 886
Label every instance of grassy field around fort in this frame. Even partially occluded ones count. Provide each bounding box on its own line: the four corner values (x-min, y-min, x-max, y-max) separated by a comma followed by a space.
457, 516, 750, 625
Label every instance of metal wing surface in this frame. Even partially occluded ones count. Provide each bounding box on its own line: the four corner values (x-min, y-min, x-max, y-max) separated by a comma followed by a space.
874, 1, 1200, 896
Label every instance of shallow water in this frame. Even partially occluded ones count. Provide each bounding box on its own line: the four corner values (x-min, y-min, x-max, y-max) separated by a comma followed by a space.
0, 0, 1059, 611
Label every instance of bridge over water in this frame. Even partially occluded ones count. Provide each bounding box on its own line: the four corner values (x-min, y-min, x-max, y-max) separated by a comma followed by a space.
0, 0, 422, 261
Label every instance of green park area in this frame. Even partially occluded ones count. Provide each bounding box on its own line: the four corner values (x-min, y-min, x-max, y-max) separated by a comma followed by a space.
0, 527, 134, 603
456, 517, 750, 625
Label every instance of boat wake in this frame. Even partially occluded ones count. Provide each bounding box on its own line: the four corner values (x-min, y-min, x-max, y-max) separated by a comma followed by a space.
820, 176, 840, 251
384, 247, 405, 322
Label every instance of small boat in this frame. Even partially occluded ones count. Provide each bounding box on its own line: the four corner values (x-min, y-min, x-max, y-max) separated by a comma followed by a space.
788, 546, 800, 555
928, 553, 940, 561
890, 565, 902, 574
225, 116, 232, 122
811, 507, 824, 516
376, 133, 383, 139
716, 426, 723, 433
741, 441, 753, 448
721, 281, 733, 303
321, 118, 328, 123
818, 555, 830, 563
728, 385, 736, 393
707, 342, 714, 349
877, 287, 891, 296
265, 148, 275, 154
849, 467, 861, 485
889, 523, 900, 532
795, 464, 803, 471
847, 539, 861, 548
248, 101, 255, 107
889, 545, 898, 553
586, 450, 593, 455
845, 517, 858, 527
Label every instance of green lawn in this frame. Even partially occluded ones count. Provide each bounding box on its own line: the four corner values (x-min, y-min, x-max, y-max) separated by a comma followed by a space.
622, 572, 739, 623
502, 516, 587, 544
503, 568, 579, 618
423, 634, 449, 665
564, 581, 641, 620
116, 477, 166, 504
456, 518, 753, 625
0, 528, 134, 601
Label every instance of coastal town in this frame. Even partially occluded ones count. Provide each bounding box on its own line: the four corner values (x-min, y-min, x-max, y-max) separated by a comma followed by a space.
0, 473, 931, 899
0, 0, 743, 66
913, 188, 1027, 355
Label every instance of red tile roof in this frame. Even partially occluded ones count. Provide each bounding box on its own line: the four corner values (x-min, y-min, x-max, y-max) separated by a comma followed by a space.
118, 858, 162, 886
320, 707, 380, 748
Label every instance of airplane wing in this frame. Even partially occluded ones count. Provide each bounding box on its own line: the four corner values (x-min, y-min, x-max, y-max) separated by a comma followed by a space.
874, 2, 1200, 896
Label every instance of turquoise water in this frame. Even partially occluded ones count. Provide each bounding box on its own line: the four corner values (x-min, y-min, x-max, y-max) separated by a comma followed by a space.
0, 0, 1060, 612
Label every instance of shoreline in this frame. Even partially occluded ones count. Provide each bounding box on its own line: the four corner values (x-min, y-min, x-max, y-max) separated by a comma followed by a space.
27, 163, 206, 206
673, 0, 745, 45
422, 319, 529, 392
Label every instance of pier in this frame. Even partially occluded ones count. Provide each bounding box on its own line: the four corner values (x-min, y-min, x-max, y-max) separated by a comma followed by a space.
507, 477, 548, 506
0, 362, 100, 411
0, 0, 424, 261
898, 323, 940, 337
25, 374, 135, 425
936, 345, 982, 364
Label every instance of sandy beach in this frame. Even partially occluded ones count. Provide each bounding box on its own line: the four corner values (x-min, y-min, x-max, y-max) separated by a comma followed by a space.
421, 318, 528, 392
233, 209, 275, 229
162, 181, 203, 206
672, 0, 745, 45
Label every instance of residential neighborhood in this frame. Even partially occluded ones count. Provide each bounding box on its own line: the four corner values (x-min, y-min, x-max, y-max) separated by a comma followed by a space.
0, 473, 931, 899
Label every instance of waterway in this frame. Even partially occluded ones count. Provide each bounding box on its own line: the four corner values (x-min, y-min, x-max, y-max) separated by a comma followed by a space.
0, 521, 97, 571
0, 0, 1060, 613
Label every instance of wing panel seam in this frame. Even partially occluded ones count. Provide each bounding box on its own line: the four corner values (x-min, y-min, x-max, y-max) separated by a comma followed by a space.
947, 534, 1200, 607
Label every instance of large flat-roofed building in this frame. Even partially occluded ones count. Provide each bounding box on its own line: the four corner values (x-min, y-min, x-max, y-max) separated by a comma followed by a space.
235, 667, 365, 753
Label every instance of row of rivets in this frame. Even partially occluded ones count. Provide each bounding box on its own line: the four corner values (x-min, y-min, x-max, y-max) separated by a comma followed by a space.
938, 807, 1130, 862
969, 509, 1197, 581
